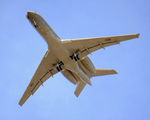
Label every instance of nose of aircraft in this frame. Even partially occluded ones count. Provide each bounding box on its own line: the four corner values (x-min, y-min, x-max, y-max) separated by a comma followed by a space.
26, 11, 41, 19
27, 11, 35, 18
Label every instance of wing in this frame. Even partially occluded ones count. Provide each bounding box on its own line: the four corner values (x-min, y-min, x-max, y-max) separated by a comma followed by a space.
19, 49, 59, 106
62, 33, 140, 59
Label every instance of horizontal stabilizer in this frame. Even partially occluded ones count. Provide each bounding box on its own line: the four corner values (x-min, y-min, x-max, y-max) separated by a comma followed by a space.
92, 69, 117, 77
74, 81, 86, 97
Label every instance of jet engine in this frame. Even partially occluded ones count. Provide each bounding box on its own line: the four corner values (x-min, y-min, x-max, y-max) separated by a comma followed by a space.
61, 69, 78, 85
80, 56, 96, 74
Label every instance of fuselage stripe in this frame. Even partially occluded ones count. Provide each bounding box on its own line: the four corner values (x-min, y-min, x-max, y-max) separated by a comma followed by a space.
41, 29, 51, 35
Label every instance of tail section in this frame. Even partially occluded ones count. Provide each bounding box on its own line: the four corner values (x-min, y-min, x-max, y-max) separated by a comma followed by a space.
74, 80, 86, 97
92, 69, 117, 77
74, 69, 117, 97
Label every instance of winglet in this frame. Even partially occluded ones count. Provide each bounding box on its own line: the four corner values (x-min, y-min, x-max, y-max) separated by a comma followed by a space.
136, 33, 140, 38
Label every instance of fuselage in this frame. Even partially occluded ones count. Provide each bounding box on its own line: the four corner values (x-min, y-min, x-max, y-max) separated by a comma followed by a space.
27, 11, 92, 85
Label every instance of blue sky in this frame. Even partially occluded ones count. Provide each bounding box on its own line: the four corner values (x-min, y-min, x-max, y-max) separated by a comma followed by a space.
0, 0, 150, 120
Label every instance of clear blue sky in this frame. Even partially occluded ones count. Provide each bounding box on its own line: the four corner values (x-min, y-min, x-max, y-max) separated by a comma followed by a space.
0, 0, 150, 120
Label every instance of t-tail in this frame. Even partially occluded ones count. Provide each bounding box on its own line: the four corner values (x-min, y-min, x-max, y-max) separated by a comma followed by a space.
74, 68, 117, 97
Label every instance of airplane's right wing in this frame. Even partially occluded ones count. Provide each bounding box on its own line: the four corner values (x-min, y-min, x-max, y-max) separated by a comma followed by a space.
19, 49, 59, 106
62, 34, 140, 59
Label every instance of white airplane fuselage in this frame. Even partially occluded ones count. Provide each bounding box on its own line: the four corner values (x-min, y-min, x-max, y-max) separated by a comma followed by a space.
27, 11, 92, 85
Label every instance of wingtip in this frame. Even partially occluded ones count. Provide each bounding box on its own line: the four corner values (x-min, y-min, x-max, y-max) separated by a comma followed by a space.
19, 103, 22, 107
114, 71, 118, 74
74, 92, 79, 98
136, 33, 140, 38
113, 70, 118, 74
74, 90, 80, 97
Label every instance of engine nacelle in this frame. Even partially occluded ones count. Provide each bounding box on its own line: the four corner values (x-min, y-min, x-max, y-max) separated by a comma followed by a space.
61, 69, 78, 85
80, 56, 96, 74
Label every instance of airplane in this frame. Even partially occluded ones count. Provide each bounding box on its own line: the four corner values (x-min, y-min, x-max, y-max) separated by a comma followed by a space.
19, 11, 140, 106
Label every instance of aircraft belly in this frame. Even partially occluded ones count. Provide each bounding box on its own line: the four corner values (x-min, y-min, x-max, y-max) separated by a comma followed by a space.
43, 31, 79, 72
43, 33, 92, 85
76, 69, 92, 86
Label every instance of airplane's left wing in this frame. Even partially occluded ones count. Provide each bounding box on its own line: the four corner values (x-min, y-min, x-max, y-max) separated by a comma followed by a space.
62, 34, 140, 59
19, 50, 59, 106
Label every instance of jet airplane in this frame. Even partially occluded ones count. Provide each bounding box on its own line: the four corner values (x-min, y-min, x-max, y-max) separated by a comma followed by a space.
19, 11, 140, 106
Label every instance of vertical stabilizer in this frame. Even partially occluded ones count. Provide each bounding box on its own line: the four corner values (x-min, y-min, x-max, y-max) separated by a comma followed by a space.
74, 81, 86, 97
